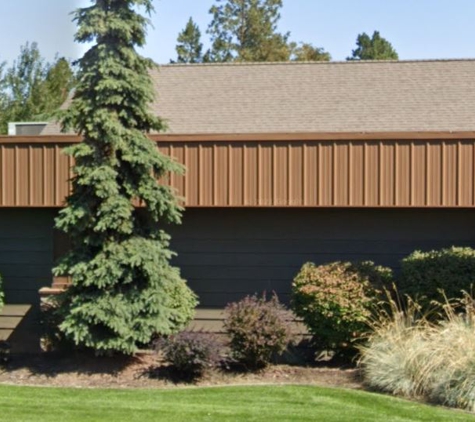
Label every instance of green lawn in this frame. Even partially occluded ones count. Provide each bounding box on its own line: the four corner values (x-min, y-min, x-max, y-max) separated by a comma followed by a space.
0, 384, 473, 422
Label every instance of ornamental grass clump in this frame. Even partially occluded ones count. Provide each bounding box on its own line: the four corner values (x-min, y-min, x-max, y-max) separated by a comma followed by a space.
359, 291, 475, 412
292, 261, 390, 357
224, 294, 294, 369
53, 0, 197, 355
419, 294, 475, 411
357, 292, 432, 397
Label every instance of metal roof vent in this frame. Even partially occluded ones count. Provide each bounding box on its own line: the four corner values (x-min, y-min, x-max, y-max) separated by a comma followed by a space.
8, 122, 48, 136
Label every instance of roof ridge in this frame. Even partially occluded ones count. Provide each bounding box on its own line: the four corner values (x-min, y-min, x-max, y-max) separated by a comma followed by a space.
158, 58, 475, 67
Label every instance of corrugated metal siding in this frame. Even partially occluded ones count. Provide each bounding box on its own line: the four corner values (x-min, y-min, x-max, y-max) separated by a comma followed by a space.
2, 137, 475, 207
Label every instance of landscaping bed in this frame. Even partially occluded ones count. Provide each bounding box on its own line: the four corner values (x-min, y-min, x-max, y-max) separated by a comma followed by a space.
0, 352, 360, 389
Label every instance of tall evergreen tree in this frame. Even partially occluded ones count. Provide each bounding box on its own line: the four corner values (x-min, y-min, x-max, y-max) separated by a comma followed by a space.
173, 17, 203, 63
54, 0, 197, 354
206, 0, 290, 62
347, 31, 398, 60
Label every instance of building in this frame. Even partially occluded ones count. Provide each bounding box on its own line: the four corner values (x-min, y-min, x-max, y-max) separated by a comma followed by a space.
1, 60, 475, 346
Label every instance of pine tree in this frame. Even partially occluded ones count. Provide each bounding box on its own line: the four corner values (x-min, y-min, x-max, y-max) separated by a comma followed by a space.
206, 0, 290, 62
347, 31, 399, 61
54, 0, 197, 354
174, 17, 203, 63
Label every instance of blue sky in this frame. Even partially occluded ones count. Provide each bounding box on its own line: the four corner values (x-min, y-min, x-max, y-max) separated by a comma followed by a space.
1, 0, 475, 65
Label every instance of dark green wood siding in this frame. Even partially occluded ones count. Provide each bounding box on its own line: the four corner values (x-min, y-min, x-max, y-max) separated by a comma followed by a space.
1, 208, 475, 307
0, 209, 55, 303
169, 208, 475, 307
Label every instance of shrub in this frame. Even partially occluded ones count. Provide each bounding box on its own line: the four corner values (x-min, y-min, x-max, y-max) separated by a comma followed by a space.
224, 294, 294, 369
292, 261, 390, 355
359, 292, 475, 412
40, 281, 197, 353
165, 279, 198, 333
156, 331, 222, 377
399, 246, 475, 307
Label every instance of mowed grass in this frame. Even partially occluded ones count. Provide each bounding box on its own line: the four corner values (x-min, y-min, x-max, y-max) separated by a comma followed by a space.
0, 384, 474, 422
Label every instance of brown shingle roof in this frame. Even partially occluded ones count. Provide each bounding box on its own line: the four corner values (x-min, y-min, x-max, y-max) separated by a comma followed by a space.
41, 59, 475, 135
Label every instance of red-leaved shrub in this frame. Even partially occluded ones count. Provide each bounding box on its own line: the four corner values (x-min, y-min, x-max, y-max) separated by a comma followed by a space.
224, 294, 294, 368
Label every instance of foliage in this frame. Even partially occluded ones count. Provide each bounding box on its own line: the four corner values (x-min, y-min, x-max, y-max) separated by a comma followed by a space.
398, 246, 475, 308
289, 42, 331, 62
54, 0, 197, 355
42, 58, 75, 114
358, 292, 431, 397
292, 261, 390, 355
156, 331, 222, 377
0, 385, 473, 422
347, 31, 398, 60
359, 292, 475, 412
0, 42, 75, 134
173, 17, 203, 63
206, 0, 291, 62
224, 294, 294, 368
176, 0, 330, 63
163, 278, 199, 333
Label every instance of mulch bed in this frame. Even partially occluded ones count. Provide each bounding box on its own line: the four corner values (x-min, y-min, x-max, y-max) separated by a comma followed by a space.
0, 352, 362, 390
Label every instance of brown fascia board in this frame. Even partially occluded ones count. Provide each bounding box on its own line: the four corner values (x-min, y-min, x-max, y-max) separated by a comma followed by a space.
2, 131, 475, 144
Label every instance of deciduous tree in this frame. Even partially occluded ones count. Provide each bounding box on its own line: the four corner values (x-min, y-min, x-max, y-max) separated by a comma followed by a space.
0, 43, 75, 133
290, 42, 331, 62
54, 0, 197, 354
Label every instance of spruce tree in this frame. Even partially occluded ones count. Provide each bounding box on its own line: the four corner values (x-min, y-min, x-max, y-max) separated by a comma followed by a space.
54, 0, 197, 355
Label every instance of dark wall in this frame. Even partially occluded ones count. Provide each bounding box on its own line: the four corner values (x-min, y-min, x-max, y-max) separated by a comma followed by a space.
0, 209, 55, 303
1, 208, 475, 306
169, 208, 475, 307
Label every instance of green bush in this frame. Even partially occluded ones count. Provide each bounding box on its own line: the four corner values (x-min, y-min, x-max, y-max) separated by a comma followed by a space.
399, 247, 475, 307
156, 331, 223, 378
292, 261, 391, 355
224, 294, 294, 369
165, 278, 198, 333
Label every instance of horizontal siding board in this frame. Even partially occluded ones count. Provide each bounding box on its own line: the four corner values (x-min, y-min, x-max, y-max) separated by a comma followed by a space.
168, 208, 475, 308
4, 290, 40, 304
0, 209, 55, 303
171, 239, 472, 255
0, 252, 51, 265
1, 208, 475, 309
